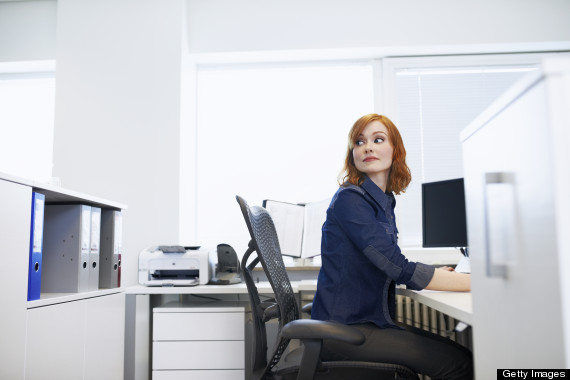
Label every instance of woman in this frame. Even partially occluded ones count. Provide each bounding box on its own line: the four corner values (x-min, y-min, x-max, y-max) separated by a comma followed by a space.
311, 113, 472, 379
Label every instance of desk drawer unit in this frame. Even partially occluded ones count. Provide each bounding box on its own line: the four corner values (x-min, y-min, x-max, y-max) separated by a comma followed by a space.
152, 301, 245, 380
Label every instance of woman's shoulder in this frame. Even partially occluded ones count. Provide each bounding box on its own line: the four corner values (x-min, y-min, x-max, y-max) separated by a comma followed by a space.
332, 183, 367, 205
338, 182, 365, 195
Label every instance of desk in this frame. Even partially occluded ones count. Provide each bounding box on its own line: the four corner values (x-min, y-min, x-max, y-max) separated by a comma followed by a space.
127, 282, 295, 295
124, 281, 472, 380
124, 281, 317, 380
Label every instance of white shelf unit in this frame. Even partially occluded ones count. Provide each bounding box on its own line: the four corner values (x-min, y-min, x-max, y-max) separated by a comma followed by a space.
0, 173, 127, 380
152, 301, 247, 380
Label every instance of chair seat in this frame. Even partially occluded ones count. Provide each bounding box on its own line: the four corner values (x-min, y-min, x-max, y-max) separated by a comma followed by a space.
274, 343, 417, 380
275, 360, 418, 380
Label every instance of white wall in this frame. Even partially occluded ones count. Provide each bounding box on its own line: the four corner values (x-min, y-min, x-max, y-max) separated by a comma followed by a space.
4, 0, 570, 63
0, 0, 57, 62
185, 0, 570, 57
52, 0, 184, 287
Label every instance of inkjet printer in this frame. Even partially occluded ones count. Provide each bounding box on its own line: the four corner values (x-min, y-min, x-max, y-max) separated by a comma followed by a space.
138, 245, 211, 286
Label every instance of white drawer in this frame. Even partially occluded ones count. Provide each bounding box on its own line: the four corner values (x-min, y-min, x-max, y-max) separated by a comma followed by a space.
153, 341, 244, 370
152, 369, 244, 380
153, 311, 244, 341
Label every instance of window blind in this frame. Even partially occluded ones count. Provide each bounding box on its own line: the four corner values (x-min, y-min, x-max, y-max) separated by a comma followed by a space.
393, 66, 537, 247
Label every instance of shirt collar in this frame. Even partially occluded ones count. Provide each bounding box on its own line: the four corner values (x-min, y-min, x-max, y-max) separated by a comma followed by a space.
361, 176, 395, 211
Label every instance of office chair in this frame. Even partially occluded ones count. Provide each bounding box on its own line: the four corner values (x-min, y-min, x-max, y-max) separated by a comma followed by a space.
236, 195, 418, 380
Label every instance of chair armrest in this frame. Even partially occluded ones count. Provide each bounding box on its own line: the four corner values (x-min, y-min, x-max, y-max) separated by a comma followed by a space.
257, 300, 280, 322
262, 303, 280, 321
281, 319, 365, 345
301, 302, 312, 315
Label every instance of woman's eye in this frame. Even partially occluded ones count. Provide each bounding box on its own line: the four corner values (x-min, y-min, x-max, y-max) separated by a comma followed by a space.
374, 137, 385, 143
355, 140, 364, 146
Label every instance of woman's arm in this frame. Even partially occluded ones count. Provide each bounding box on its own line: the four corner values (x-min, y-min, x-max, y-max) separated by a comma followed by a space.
424, 268, 471, 292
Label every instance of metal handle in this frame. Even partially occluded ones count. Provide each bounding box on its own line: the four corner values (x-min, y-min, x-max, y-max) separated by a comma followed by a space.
483, 172, 517, 278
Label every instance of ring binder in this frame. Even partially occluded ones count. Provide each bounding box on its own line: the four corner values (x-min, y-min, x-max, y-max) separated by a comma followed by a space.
27, 192, 45, 301
99, 209, 122, 289
89, 207, 101, 291
42, 204, 91, 293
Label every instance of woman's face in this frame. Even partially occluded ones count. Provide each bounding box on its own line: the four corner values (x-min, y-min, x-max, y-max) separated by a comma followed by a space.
352, 120, 394, 184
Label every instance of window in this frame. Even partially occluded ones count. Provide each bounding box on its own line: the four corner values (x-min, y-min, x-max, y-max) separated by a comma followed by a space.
187, 62, 374, 254
0, 70, 56, 182
184, 53, 563, 255
381, 54, 557, 247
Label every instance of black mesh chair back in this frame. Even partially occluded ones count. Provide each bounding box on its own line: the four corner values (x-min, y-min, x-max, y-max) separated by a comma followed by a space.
237, 195, 419, 380
237, 195, 299, 378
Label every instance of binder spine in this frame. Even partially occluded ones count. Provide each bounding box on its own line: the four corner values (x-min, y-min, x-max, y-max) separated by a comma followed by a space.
99, 210, 122, 288
79, 205, 91, 292
88, 207, 101, 291
115, 211, 122, 287
27, 192, 45, 301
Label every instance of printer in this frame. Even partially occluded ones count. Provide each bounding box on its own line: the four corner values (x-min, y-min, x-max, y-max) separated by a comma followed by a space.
138, 245, 211, 286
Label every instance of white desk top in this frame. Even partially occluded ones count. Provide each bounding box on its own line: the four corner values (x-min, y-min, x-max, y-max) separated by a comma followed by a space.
298, 279, 318, 291
127, 283, 260, 294
126, 280, 472, 325
126, 280, 322, 295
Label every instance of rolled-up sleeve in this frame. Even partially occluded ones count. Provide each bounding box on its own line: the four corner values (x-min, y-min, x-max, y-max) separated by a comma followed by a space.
407, 262, 435, 290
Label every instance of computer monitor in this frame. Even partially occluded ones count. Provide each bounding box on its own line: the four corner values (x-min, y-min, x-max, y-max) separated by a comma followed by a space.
422, 178, 468, 249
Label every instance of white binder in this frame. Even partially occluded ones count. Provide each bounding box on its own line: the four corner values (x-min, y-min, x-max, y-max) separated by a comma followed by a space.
42, 204, 91, 293
99, 209, 122, 288
88, 207, 101, 291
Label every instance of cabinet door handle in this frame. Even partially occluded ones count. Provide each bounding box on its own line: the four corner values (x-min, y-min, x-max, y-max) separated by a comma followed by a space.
483, 172, 517, 278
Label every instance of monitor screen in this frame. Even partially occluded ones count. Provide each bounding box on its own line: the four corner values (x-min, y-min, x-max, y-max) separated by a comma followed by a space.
422, 178, 468, 248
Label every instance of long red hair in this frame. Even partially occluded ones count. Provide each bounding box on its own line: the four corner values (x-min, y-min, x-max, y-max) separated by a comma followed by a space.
340, 114, 411, 195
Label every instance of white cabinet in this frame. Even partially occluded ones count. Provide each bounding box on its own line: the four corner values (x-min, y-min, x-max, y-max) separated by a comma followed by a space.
152, 301, 246, 380
0, 174, 127, 380
25, 292, 126, 380
26, 299, 86, 379
0, 179, 32, 379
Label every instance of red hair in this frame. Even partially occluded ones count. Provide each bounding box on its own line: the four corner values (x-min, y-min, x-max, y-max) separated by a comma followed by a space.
340, 114, 411, 194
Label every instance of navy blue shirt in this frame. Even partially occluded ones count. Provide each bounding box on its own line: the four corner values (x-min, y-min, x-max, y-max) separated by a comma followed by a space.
311, 177, 435, 328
